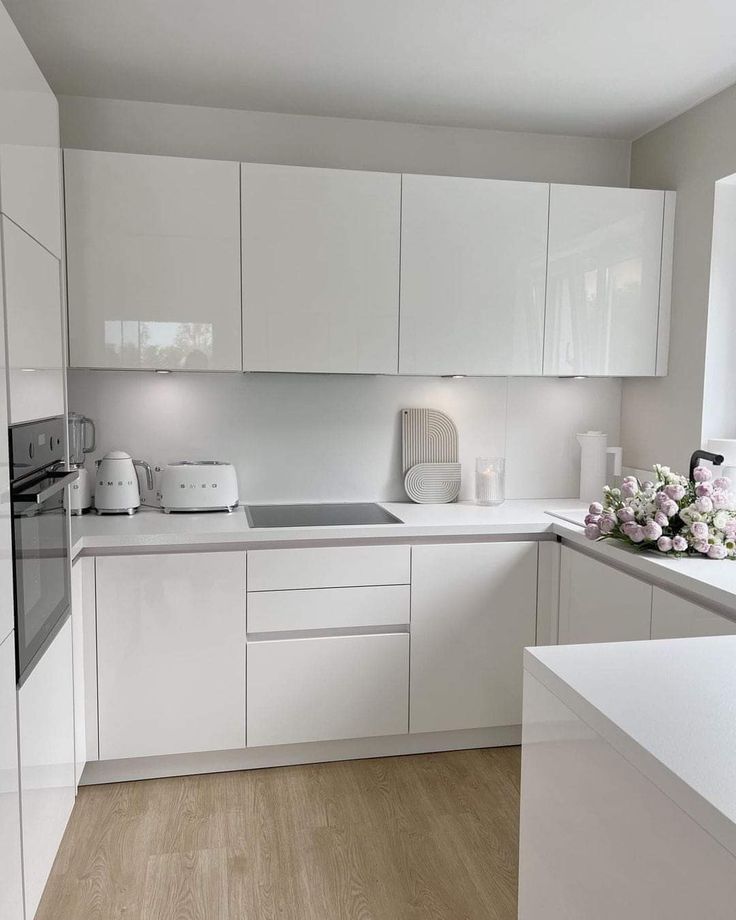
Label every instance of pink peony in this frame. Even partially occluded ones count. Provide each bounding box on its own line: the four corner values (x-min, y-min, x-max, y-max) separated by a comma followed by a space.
696, 482, 714, 498
690, 521, 709, 541
617, 507, 636, 523
694, 466, 713, 482
695, 497, 714, 514
714, 477, 732, 491
584, 523, 601, 540
694, 540, 710, 554
643, 521, 663, 541
584, 513, 600, 525
661, 499, 679, 518
713, 491, 728, 510
654, 511, 669, 528
708, 543, 728, 560
621, 481, 638, 499
672, 535, 688, 552
599, 514, 616, 535
657, 536, 673, 552
664, 484, 686, 501
628, 524, 645, 543
588, 501, 603, 515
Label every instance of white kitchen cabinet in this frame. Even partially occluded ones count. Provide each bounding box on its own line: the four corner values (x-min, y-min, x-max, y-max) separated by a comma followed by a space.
96, 552, 246, 760
70, 557, 96, 785
18, 616, 75, 920
558, 547, 652, 644
242, 163, 401, 374
0, 247, 13, 644
399, 174, 549, 376
0, 143, 62, 256
1, 216, 64, 424
410, 542, 538, 734
248, 544, 410, 592
247, 584, 410, 634
247, 632, 409, 747
651, 588, 736, 639
64, 149, 241, 370
0, 633, 23, 920
544, 185, 668, 376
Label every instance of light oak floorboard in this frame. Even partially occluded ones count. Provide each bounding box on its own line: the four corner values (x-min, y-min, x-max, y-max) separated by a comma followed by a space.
36, 747, 520, 920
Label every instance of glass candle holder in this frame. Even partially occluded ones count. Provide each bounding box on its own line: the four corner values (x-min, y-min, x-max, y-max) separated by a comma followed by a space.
475, 457, 505, 506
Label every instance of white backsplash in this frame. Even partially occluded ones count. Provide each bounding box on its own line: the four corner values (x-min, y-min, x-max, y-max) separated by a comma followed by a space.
67, 370, 622, 503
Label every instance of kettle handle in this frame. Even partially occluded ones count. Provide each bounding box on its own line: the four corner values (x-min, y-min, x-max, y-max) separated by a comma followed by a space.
133, 460, 154, 491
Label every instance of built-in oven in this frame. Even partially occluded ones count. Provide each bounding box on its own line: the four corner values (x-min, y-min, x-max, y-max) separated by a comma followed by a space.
10, 416, 77, 686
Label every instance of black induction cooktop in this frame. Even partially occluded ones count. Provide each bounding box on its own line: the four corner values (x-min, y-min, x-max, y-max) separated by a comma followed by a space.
244, 502, 403, 528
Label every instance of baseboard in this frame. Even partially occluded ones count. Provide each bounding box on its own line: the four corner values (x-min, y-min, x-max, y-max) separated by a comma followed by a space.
80, 724, 521, 785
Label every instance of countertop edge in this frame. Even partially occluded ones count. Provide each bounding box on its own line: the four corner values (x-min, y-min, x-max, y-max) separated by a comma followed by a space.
524, 646, 736, 861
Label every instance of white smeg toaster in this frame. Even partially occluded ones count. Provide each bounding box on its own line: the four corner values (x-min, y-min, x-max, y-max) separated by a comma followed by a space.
159, 461, 239, 513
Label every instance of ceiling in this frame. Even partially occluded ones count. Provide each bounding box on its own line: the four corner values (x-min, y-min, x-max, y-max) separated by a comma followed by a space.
6, 0, 736, 139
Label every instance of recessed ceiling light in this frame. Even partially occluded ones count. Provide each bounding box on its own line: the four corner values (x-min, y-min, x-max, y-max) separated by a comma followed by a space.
154, 369, 172, 375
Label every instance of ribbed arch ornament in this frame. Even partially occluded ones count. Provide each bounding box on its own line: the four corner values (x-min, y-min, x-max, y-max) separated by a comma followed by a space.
402, 408, 461, 503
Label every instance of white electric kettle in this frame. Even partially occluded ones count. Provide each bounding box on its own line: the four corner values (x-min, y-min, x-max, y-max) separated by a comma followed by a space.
94, 450, 154, 515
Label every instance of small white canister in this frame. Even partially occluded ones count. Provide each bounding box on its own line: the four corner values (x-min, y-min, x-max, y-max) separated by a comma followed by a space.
576, 431, 623, 503
705, 439, 736, 485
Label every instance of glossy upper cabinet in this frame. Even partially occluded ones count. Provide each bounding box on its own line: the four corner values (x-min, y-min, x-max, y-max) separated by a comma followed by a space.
0, 144, 62, 256
544, 185, 670, 376
242, 163, 401, 374
0, 634, 23, 920
1, 216, 64, 423
399, 175, 549, 375
64, 149, 242, 371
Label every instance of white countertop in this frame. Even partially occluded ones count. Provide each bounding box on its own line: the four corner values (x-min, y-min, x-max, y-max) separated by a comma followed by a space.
526, 637, 736, 859
70, 498, 736, 614
70, 498, 585, 557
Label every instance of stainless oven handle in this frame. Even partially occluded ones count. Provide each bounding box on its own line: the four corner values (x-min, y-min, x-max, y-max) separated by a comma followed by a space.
14, 470, 79, 504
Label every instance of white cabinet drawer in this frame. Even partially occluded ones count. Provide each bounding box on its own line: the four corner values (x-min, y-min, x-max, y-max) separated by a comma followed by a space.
247, 633, 409, 746
247, 545, 410, 591
247, 584, 410, 634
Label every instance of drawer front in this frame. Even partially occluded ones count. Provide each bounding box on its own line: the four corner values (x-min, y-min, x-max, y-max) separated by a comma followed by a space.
247, 585, 410, 634
247, 545, 410, 591
247, 633, 409, 746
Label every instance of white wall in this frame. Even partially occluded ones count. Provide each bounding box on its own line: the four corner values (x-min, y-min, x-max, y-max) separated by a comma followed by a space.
0, 1, 58, 147
60, 95, 628, 502
58, 95, 631, 185
68, 371, 622, 503
625, 83, 736, 473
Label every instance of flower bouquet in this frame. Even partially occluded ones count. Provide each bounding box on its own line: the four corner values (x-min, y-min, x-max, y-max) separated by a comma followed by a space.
584, 464, 736, 559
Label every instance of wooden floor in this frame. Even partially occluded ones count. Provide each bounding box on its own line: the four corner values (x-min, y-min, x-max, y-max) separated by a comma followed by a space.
37, 746, 521, 920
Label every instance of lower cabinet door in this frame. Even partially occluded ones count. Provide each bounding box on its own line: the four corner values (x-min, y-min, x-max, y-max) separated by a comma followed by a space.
96, 552, 246, 760
410, 542, 538, 734
558, 547, 652, 644
0, 633, 23, 920
18, 618, 75, 920
247, 633, 409, 747
651, 588, 736, 639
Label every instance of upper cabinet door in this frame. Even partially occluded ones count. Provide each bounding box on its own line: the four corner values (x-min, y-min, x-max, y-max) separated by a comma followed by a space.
399, 175, 549, 376
544, 185, 666, 376
0, 145, 62, 257
2, 217, 64, 424
242, 163, 401, 374
64, 150, 242, 371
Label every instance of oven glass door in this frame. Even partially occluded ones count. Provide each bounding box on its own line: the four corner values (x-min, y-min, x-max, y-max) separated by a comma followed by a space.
13, 470, 75, 684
